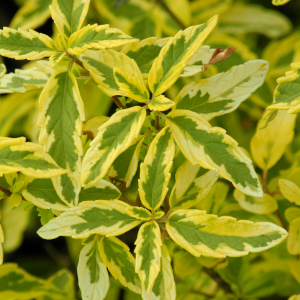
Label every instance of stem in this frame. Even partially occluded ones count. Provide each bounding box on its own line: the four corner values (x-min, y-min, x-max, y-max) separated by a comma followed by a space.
136, 193, 142, 207
144, 130, 153, 138
276, 210, 287, 230
112, 95, 126, 109
271, 189, 281, 196
66, 53, 86, 70
0, 186, 11, 197
155, 115, 160, 131
83, 130, 94, 141
164, 195, 170, 215
262, 169, 268, 193
161, 228, 167, 242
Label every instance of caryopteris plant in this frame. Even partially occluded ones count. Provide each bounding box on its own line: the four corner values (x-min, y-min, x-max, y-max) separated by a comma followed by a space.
0, 0, 297, 299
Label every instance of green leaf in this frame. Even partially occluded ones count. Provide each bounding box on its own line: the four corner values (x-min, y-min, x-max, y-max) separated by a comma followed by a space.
169, 160, 218, 210
166, 209, 288, 257
0, 137, 67, 178
166, 110, 263, 197
77, 235, 109, 300
0, 63, 6, 78
175, 60, 269, 120
37, 200, 142, 240
135, 221, 162, 292
0, 27, 57, 60
50, 0, 90, 39
126, 207, 152, 221
37, 70, 85, 206
279, 179, 300, 205
81, 106, 146, 187
148, 15, 218, 96
99, 236, 141, 293
272, 0, 292, 5
67, 24, 138, 55
148, 95, 175, 112
139, 127, 175, 211
287, 217, 300, 255
36, 207, 55, 225
49, 52, 66, 67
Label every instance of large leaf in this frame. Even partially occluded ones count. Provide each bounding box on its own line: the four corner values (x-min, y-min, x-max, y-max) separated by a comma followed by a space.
81, 106, 146, 187
135, 221, 162, 293
139, 127, 175, 211
78, 235, 109, 300
166, 209, 288, 257
37, 200, 142, 239
38, 70, 85, 206
166, 110, 262, 197
100, 236, 141, 293
148, 15, 218, 96
174, 60, 269, 120
0, 27, 57, 60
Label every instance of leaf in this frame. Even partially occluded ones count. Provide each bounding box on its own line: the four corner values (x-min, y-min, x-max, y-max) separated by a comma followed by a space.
36, 207, 55, 225
49, 52, 66, 67
166, 110, 262, 197
148, 15, 218, 96
50, 0, 90, 39
251, 110, 297, 170
142, 244, 176, 300
0, 63, 6, 78
148, 95, 175, 112
285, 207, 300, 223
218, 4, 291, 39
175, 60, 269, 120
139, 127, 175, 211
9, 0, 52, 31
272, 0, 291, 6
0, 225, 3, 265
67, 24, 138, 55
77, 235, 109, 300
37, 200, 142, 240
83, 116, 109, 140
37, 70, 85, 206
287, 217, 300, 255
166, 209, 288, 257
99, 236, 141, 293
278, 179, 300, 205
22, 178, 69, 211
289, 295, 300, 300
0, 137, 67, 178
81, 106, 146, 187
0, 27, 57, 60
114, 67, 149, 103
135, 221, 162, 292
169, 160, 218, 210
126, 207, 152, 221
233, 190, 278, 215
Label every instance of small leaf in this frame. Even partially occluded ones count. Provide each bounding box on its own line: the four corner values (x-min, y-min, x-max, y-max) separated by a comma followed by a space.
278, 179, 300, 205
9, 193, 22, 207
126, 207, 152, 221
49, 52, 66, 67
37, 207, 55, 225
287, 217, 300, 255
0, 63, 6, 78
83, 116, 109, 140
148, 95, 175, 111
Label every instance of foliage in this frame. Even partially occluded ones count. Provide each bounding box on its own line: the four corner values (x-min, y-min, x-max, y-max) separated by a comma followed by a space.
0, 0, 299, 299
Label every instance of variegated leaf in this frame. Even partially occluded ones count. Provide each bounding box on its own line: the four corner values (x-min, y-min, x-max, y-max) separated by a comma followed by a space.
79, 180, 121, 203
49, 52, 66, 67
0, 137, 67, 178
233, 190, 278, 215
166, 209, 288, 257
68, 24, 138, 55
142, 244, 176, 300
278, 179, 300, 205
135, 221, 162, 292
114, 67, 149, 103
81, 106, 146, 187
139, 127, 175, 211
166, 110, 262, 197
175, 60, 269, 120
0, 27, 57, 60
78, 235, 109, 300
100, 236, 141, 293
148, 95, 175, 112
37, 70, 85, 206
80, 49, 145, 97
169, 160, 218, 210
22, 178, 69, 211
148, 15, 218, 96
0, 63, 6, 78
126, 207, 152, 221
37, 200, 142, 239
287, 217, 300, 255
50, 0, 90, 39
108, 136, 144, 190
251, 110, 296, 170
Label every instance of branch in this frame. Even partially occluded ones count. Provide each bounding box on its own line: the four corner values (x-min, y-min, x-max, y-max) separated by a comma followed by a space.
112, 95, 126, 109
0, 186, 11, 197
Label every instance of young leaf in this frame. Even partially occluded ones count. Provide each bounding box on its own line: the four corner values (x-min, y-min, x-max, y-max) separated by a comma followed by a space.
148, 95, 175, 112
135, 221, 162, 292
251, 110, 296, 170
166, 110, 262, 197
0, 27, 57, 60
233, 190, 278, 215
166, 209, 288, 257
22, 178, 69, 211
49, 52, 66, 67
139, 127, 175, 211
169, 160, 218, 210
125, 207, 152, 221
278, 179, 300, 205
78, 235, 109, 300
36, 207, 55, 225
50, 0, 90, 39
175, 60, 269, 120
37, 200, 142, 240
38, 70, 85, 206
148, 15, 218, 96
114, 67, 149, 103
0, 63, 6, 78
81, 106, 146, 187
99, 236, 141, 293
287, 217, 300, 255
67, 24, 138, 55
142, 244, 176, 300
